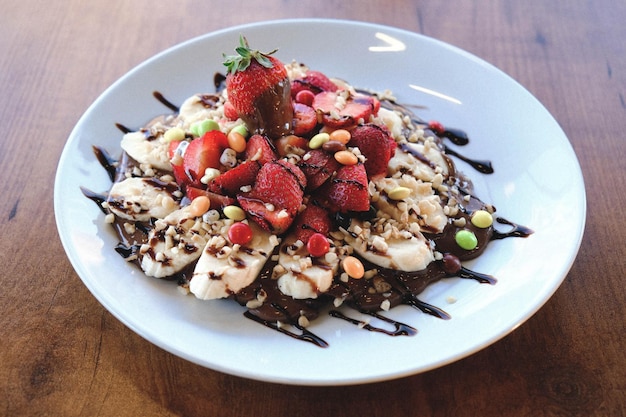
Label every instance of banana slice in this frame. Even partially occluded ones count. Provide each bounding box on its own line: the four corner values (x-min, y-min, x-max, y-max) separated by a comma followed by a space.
372, 175, 447, 233
107, 176, 179, 222
120, 131, 172, 171
190, 222, 278, 300
341, 219, 434, 272
387, 140, 449, 183
177, 94, 224, 130
140, 206, 208, 278
276, 235, 339, 300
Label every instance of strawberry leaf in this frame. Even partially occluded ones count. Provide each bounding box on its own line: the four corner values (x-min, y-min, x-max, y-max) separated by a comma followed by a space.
223, 35, 278, 74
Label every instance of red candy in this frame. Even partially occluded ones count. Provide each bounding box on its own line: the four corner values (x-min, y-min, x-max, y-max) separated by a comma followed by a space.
228, 222, 253, 245
306, 233, 330, 257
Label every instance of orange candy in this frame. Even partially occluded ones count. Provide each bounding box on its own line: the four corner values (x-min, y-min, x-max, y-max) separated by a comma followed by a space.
334, 150, 358, 165
342, 256, 365, 279
188, 195, 210, 217
329, 129, 351, 144
227, 130, 247, 153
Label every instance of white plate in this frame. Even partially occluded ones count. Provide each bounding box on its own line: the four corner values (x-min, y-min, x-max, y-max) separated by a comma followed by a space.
54, 19, 585, 385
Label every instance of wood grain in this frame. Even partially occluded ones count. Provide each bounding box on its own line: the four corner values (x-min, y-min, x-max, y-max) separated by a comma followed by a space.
1, 0, 624, 415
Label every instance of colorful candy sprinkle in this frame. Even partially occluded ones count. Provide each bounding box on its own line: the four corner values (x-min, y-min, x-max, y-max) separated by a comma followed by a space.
223, 205, 246, 221
306, 233, 330, 257
388, 186, 411, 200
309, 132, 330, 149
455, 229, 478, 250
334, 150, 358, 165
191, 119, 220, 137
471, 210, 493, 228
163, 127, 185, 143
228, 222, 253, 245
342, 256, 365, 279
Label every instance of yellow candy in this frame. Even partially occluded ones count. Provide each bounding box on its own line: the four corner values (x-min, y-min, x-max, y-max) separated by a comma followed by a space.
471, 210, 493, 228
223, 205, 246, 221
388, 186, 411, 200
309, 132, 330, 149
163, 127, 185, 143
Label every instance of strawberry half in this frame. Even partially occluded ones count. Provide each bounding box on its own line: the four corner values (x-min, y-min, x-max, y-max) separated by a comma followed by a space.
169, 131, 228, 188
291, 70, 338, 97
317, 163, 370, 213
291, 204, 332, 244
298, 149, 341, 191
292, 102, 317, 136
245, 134, 277, 165
186, 185, 236, 209
223, 36, 293, 138
207, 160, 261, 197
168, 140, 190, 186
184, 131, 229, 186
312, 91, 380, 129
237, 160, 306, 234
348, 124, 395, 179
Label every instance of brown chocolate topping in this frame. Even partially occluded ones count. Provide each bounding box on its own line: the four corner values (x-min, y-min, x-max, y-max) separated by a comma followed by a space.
240, 79, 293, 139
82, 89, 534, 348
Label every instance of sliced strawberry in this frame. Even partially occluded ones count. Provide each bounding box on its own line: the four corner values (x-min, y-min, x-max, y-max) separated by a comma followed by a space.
298, 149, 341, 191
291, 70, 338, 97
168, 140, 190, 186
312, 91, 379, 129
318, 163, 370, 213
348, 124, 394, 178
237, 160, 306, 234
251, 160, 306, 202
207, 160, 261, 197
292, 103, 317, 136
185, 185, 236, 208
183, 130, 229, 187
245, 134, 277, 165
294, 90, 315, 106
237, 196, 294, 235
291, 204, 332, 244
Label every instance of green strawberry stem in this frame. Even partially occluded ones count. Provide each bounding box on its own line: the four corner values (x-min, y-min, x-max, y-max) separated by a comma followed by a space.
223, 35, 278, 74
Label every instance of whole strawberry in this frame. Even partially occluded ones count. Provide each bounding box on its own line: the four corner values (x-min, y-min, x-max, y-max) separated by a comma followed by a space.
223, 36, 293, 138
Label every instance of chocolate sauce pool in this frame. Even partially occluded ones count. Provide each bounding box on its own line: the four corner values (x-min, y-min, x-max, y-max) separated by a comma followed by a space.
82, 88, 533, 348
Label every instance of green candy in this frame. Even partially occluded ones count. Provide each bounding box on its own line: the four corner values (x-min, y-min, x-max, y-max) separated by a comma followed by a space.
230, 124, 249, 137
191, 119, 220, 137
455, 230, 478, 250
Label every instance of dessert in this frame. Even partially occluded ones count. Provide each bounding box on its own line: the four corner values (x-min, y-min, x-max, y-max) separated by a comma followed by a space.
83, 36, 532, 347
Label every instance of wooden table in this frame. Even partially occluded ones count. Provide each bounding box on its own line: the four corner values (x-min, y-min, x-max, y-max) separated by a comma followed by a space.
2, 0, 624, 415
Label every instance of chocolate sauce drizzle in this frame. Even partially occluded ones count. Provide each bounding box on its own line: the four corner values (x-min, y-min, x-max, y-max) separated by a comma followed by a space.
492, 217, 534, 240
115, 123, 132, 134
92, 146, 118, 182
81, 89, 535, 348
329, 310, 417, 337
444, 145, 494, 174
244, 310, 330, 348
153, 91, 180, 113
